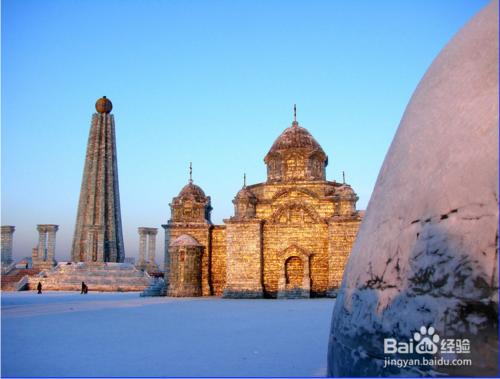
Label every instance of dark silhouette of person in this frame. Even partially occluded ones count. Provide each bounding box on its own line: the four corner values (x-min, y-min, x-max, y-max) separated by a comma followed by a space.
37, 282, 42, 294
81, 281, 88, 294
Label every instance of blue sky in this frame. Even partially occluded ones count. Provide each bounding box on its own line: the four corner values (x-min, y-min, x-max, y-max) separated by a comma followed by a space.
1, 0, 489, 261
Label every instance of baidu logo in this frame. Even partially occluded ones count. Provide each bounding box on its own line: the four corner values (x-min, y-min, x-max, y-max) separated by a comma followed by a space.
384, 325, 471, 356
384, 325, 440, 355
413, 326, 440, 354
383, 325, 472, 369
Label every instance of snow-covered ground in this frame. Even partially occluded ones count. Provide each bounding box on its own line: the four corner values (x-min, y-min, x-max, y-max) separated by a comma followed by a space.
1, 292, 334, 377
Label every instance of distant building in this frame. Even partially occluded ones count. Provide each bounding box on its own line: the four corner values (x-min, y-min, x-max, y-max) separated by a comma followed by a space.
163, 112, 363, 298
1, 226, 15, 267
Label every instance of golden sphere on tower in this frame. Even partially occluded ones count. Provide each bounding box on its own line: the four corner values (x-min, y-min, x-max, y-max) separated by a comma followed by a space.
95, 96, 113, 114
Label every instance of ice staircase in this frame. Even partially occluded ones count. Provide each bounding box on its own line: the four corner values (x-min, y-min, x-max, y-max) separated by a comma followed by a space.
1, 268, 41, 291
140, 277, 166, 297
26, 262, 153, 292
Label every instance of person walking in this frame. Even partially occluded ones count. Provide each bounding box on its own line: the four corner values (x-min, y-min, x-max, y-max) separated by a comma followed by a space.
37, 282, 42, 294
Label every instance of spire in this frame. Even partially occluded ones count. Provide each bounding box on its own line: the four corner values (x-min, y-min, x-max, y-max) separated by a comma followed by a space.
71, 97, 124, 263
243, 173, 247, 188
292, 104, 298, 127
342, 171, 346, 184
189, 162, 193, 184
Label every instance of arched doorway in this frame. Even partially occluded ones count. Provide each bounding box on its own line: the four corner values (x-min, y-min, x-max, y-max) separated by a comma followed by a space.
277, 245, 311, 299
285, 256, 304, 288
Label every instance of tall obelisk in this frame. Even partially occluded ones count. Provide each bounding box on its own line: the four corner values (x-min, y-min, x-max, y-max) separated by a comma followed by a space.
71, 96, 125, 263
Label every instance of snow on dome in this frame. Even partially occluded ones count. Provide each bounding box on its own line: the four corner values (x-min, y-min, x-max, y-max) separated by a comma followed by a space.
234, 187, 256, 201
336, 184, 355, 195
264, 122, 325, 161
169, 234, 202, 247
177, 182, 207, 202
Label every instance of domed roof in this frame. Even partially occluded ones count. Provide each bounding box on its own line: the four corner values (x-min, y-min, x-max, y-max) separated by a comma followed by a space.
177, 182, 207, 202
234, 186, 256, 202
169, 234, 202, 247
336, 185, 357, 199
265, 121, 325, 160
95, 96, 113, 114
337, 184, 355, 194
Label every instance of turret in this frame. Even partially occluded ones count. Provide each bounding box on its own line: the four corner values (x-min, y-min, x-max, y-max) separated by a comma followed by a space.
232, 174, 257, 219
264, 106, 328, 182
169, 163, 212, 224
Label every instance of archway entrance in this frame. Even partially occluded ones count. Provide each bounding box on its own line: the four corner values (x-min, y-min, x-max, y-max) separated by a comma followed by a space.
277, 245, 311, 299
285, 256, 303, 288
